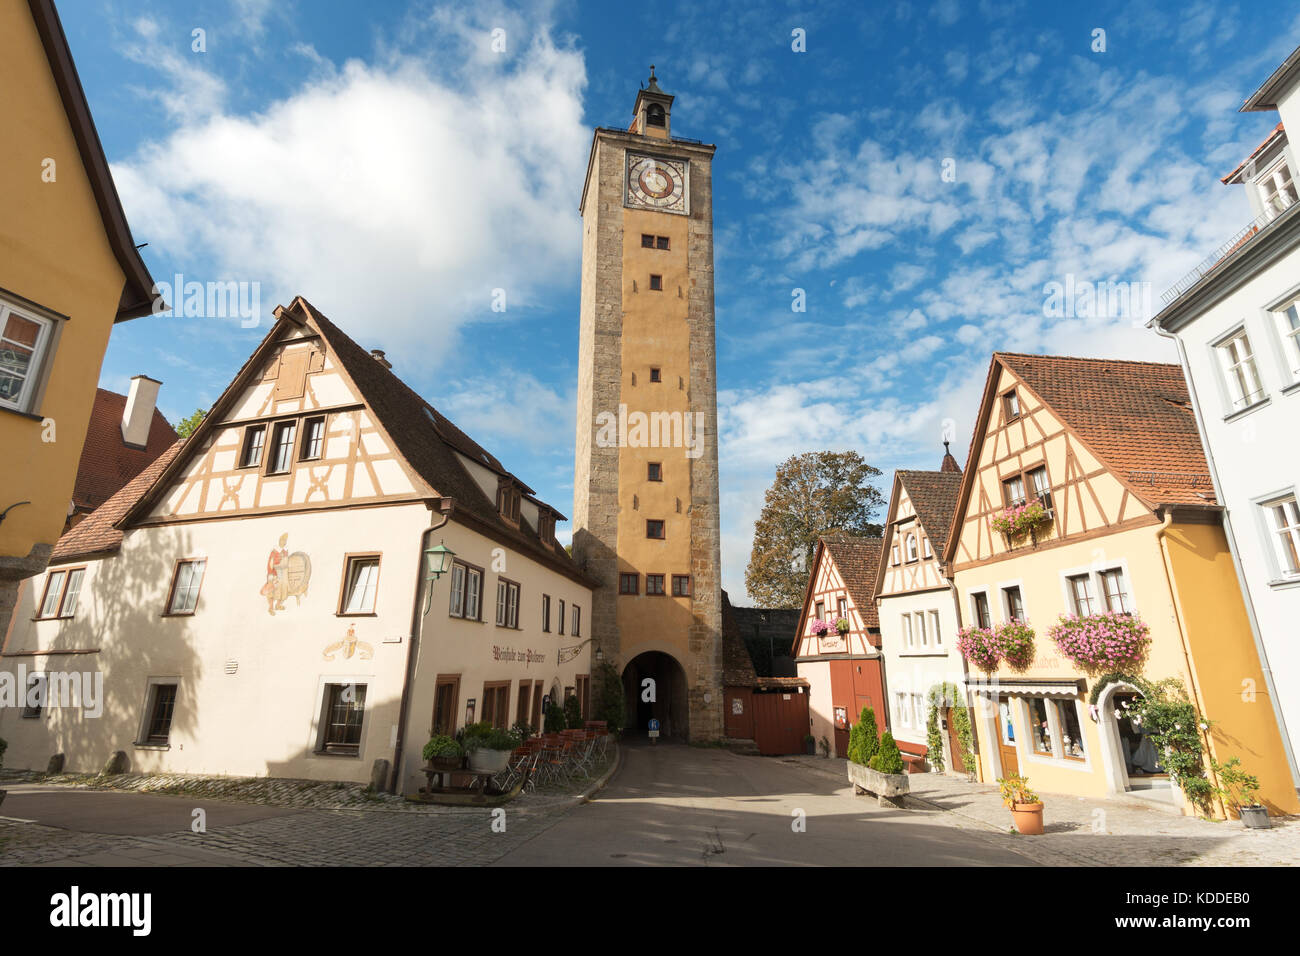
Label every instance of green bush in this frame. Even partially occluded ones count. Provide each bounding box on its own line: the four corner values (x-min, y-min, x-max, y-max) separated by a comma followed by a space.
847, 706, 879, 766
544, 700, 567, 734
593, 659, 626, 736
461, 725, 518, 752
421, 735, 462, 761
563, 694, 583, 729
511, 721, 535, 741
868, 731, 904, 775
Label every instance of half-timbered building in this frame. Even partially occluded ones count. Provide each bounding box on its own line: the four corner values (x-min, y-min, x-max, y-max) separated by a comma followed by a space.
792, 534, 885, 759
0, 297, 596, 795
873, 450, 972, 774
945, 352, 1298, 816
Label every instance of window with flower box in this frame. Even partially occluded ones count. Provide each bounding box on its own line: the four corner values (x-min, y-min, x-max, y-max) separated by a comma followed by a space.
1099, 568, 1132, 613
1067, 573, 1096, 616
1028, 466, 1053, 516
1002, 584, 1024, 622
1002, 475, 1026, 508
971, 591, 992, 629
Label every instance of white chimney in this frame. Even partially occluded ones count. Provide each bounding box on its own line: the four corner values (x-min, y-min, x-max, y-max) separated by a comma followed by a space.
121, 375, 162, 448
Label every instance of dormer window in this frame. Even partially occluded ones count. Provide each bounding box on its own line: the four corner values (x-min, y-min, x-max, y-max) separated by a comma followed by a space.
1002, 389, 1020, 421
496, 478, 521, 524
537, 510, 555, 542
646, 103, 665, 128
1259, 159, 1298, 219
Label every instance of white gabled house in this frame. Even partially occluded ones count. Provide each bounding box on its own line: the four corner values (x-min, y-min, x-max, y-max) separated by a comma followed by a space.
0, 296, 596, 795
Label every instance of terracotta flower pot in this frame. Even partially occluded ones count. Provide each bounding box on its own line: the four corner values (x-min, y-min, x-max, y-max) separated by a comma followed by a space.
1010, 801, 1044, 835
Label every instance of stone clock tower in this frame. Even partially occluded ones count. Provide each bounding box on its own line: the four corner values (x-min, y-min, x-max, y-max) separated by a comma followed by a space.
572, 68, 724, 741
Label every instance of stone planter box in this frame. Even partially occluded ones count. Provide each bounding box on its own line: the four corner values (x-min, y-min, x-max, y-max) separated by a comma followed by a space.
847, 760, 910, 807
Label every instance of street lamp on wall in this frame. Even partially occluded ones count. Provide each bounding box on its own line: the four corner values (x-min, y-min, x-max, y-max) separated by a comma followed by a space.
421, 541, 456, 614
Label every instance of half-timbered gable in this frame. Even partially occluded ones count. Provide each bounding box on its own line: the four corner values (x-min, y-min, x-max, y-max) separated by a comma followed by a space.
945, 354, 1211, 572
793, 534, 887, 758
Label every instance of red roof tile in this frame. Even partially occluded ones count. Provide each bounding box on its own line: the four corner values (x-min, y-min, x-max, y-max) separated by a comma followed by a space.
996, 352, 1214, 507
819, 533, 884, 628
72, 388, 177, 515
895, 469, 964, 557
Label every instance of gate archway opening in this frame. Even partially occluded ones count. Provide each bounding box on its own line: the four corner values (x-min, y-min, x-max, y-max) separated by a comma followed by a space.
622, 651, 689, 740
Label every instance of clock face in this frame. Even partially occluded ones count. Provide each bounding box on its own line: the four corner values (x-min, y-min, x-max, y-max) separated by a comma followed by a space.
626, 154, 688, 214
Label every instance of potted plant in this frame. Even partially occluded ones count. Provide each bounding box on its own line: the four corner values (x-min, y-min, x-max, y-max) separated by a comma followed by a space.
998, 772, 1044, 835
422, 734, 463, 771
810, 618, 829, 637
462, 725, 519, 773
1212, 756, 1269, 829
834, 616, 850, 635
957, 625, 1001, 673
846, 712, 910, 805
803, 734, 816, 755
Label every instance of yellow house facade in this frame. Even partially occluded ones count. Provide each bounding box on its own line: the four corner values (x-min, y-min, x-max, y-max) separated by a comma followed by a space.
0, 0, 159, 635
946, 353, 1299, 818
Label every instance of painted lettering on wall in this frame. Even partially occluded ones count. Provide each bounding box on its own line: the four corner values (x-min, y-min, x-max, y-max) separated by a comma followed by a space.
492, 646, 546, 666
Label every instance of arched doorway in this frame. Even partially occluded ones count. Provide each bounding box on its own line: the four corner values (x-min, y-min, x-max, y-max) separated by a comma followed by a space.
1096, 680, 1172, 803
622, 651, 689, 740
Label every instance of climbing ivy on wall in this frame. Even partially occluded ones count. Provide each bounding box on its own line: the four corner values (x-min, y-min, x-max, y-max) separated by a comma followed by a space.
926, 683, 974, 776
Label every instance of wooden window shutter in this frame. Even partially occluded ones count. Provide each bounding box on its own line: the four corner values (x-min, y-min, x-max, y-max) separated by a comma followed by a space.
274, 351, 309, 400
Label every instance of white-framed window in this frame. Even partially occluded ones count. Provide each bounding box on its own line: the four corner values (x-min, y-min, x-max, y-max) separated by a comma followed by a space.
1216, 329, 1266, 411
896, 692, 911, 729
915, 611, 928, 648
929, 609, 942, 646
1002, 474, 1026, 508
970, 590, 992, 629
912, 693, 926, 729
1274, 300, 1300, 378
1099, 568, 1132, 613
1066, 573, 1095, 616
922, 537, 932, 558
496, 579, 520, 628
166, 559, 206, 615
0, 299, 55, 414
1264, 494, 1300, 578
1028, 466, 1053, 515
1002, 584, 1025, 621
905, 532, 918, 562
902, 613, 914, 649
1259, 158, 1299, 219
891, 545, 900, 566
340, 556, 380, 614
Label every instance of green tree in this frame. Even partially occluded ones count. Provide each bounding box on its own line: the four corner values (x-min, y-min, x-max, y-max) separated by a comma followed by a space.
745, 451, 884, 607
174, 408, 207, 439
847, 706, 879, 766
869, 731, 904, 775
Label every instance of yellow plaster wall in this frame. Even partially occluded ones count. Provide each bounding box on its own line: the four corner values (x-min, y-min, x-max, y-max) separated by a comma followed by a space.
1164, 521, 1300, 815
0, 4, 130, 563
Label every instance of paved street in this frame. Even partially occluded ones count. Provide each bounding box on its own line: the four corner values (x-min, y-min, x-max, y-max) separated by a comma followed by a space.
494, 740, 1032, 866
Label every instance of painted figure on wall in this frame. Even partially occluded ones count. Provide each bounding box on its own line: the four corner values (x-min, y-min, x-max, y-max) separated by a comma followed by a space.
260, 532, 312, 615
323, 623, 373, 661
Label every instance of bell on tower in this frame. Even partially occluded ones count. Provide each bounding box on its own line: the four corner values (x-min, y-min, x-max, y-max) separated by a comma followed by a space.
632, 65, 673, 140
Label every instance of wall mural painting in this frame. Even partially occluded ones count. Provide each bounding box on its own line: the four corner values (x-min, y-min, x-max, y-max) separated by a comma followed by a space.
261, 532, 312, 615
323, 623, 373, 661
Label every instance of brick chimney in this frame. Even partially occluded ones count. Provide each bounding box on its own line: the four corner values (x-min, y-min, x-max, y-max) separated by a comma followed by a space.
121, 375, 162, 448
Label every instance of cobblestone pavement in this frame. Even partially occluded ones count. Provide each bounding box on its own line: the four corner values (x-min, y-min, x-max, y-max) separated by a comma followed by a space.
785, 755, 1300, 866
0, 752, 616, 867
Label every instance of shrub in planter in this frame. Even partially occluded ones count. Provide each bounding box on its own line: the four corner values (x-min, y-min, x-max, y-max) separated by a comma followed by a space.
995, 620, 1036, 671
1048, 612, 1151, 672
831, 616, 850, 635
422, 734, 463, 763
1211, 756, 1268, 827
544, 700, 567, 734
462, 727, 517, 752
847, 706, 879, 766
957, 625, 1001, 673
809, 618, 829, 637
563, 694, 583, 729
867, 731, 904, 775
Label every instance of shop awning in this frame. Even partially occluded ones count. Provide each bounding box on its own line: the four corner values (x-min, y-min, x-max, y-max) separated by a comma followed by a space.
965, 678, 1085, 699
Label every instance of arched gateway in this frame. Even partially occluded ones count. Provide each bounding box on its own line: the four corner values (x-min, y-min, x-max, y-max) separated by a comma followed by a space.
622, 651, 690, 740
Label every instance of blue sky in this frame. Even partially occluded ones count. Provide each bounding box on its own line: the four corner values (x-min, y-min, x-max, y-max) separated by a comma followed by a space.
64, 0, 1299, 602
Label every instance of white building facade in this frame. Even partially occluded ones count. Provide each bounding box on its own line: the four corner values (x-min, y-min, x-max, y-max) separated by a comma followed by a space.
0, 297, 595, 796
1149, 47, 1300, 791
873, 460, 971, 774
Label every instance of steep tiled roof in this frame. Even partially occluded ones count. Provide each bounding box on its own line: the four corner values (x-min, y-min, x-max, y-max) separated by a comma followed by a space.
52, 439, 184, 563
1221, 122, 1286, 183
72, 388, 177, 515
895, 469, 963, 558
299, 300, 583, 581
721, 590, 760, 688
997, 353, 1214, 507
820, 534, 884, 628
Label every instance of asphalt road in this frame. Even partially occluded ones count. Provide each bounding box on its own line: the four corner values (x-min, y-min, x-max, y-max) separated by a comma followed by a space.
493, 740, 1034, 866
1, 784, 299, 835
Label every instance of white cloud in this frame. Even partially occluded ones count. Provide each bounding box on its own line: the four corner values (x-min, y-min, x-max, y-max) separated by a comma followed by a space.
113, 5, 588, 362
